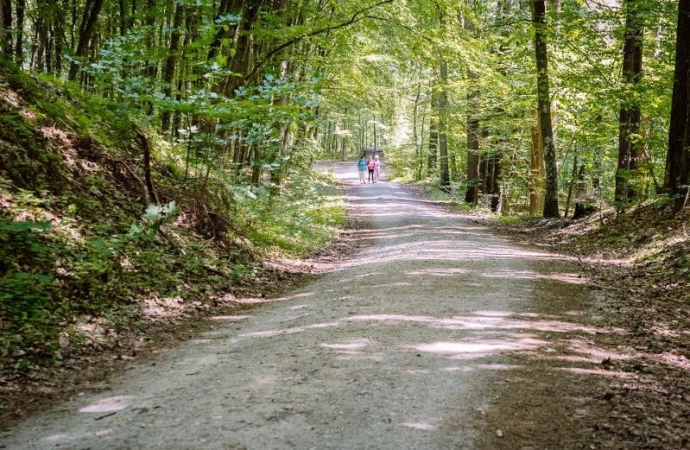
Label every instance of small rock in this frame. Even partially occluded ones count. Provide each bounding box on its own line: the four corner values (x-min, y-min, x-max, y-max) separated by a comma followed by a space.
496, 429, 504, 438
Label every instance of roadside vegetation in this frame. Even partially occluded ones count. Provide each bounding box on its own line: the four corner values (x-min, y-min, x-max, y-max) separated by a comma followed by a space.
0, 61, 345, 419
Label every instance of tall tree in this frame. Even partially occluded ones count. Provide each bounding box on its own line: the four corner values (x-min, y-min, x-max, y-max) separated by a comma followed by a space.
68, 0, 105, 81
615, 0, 644, 209
428, 83, 439, 173
1, 0, 12, 60
532, 0, 559, 218
464, 1, 480, 204
664, 0, 690, 209
438, 59, 450, 191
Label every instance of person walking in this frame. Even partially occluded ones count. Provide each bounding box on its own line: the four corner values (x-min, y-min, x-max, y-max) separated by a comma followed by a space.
374, 155, 381, 181
358, 156, 367, 184
367, 156, 376, 183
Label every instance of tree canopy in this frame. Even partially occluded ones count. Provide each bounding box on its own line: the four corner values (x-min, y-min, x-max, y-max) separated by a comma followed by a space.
0, 0, 687, 214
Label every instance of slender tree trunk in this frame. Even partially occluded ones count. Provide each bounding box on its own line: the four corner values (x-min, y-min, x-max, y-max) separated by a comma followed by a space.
464, 1, 479, 204
222, 0, 262, 96
412, 79, 421, 179
664, 0, 690, 209
14, 0, 25, 65
438, 60, 450, 192
532, 0, 559, 218
161, 1, 184, 133
1, 0, 13, 60
428, 84, 439, 174
53, 6, 65, 74
615, 0, 644, 210
68, 0, 105, 81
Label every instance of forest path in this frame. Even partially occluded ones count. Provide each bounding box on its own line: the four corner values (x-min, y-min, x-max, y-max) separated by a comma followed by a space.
2, 162, 603, 449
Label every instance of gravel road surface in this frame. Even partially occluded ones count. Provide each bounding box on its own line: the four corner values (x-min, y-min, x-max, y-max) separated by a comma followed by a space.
1, 162, 595, 450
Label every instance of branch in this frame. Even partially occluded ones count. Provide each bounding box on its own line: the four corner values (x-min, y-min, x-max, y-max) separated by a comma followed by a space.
244, 0, 394, 82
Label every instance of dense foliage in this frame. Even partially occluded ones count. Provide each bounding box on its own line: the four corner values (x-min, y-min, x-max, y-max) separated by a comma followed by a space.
0, 0, 689, 366
0, 61, 344, 368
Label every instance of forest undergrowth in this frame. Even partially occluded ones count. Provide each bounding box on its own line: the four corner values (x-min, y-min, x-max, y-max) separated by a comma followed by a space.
0, 63, 348, 427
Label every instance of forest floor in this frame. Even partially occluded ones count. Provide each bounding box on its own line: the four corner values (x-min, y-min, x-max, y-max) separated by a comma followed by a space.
2, 163, 689, 449
475, 202, 690, 449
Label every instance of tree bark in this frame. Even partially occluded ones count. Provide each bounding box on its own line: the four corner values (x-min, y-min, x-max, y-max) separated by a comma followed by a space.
532, 0, 559, 218
161, 1, 184, 133
664, 0, 690, 209
14, 0, 25, 65
1, 0, 12, 60
615, 0, 644, 210
529, 122, 546, 215
427, 84, 439, 174
438, 60, 450, 192
68, 0, 105, 81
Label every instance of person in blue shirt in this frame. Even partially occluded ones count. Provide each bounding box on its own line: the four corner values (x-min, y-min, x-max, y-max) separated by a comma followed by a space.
358, 156, 367, 184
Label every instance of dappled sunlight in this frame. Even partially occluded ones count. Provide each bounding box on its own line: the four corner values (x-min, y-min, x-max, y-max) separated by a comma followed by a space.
402, 421, 437, 431
651, 352, 690, 371
481, 270, 589, 285
240, 327, 306, 338
209, 315, 251, 321
555, 367, 637, 378
332, 241, 566, 271
230, 296, 291, 304
45, 434, 71, 443
412, 338, 546, 358
566, 337, 631, 362
321, 338, 374, 351
141, 296, 186, 319
406, 268, 469, 276
80, 396, 133, 413
443, 363, 523, 372
275, 292, 315, 301
238, 312, 616, 344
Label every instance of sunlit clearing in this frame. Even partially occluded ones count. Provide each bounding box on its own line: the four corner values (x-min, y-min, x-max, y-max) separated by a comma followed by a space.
80, 396, 132, 413
402, 422, 437, 431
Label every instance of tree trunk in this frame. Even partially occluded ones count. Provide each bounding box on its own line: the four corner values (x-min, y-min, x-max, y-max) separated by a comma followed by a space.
222, 0, 262, 96
161, 0, 184, 133
532, 0, 559, 218
529, 123, 546, 215
663, 0, 690, 210
463, 3, 479, 204
428, 84, 438, 174
1, 0, 13, 60
14, 0, 25, 65
615, 0, 644, 210
68, 0, 105, 81
438, 60, 450, 192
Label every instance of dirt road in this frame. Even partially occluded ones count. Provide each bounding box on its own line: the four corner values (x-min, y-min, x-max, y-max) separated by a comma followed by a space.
1, 163, 602, 449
